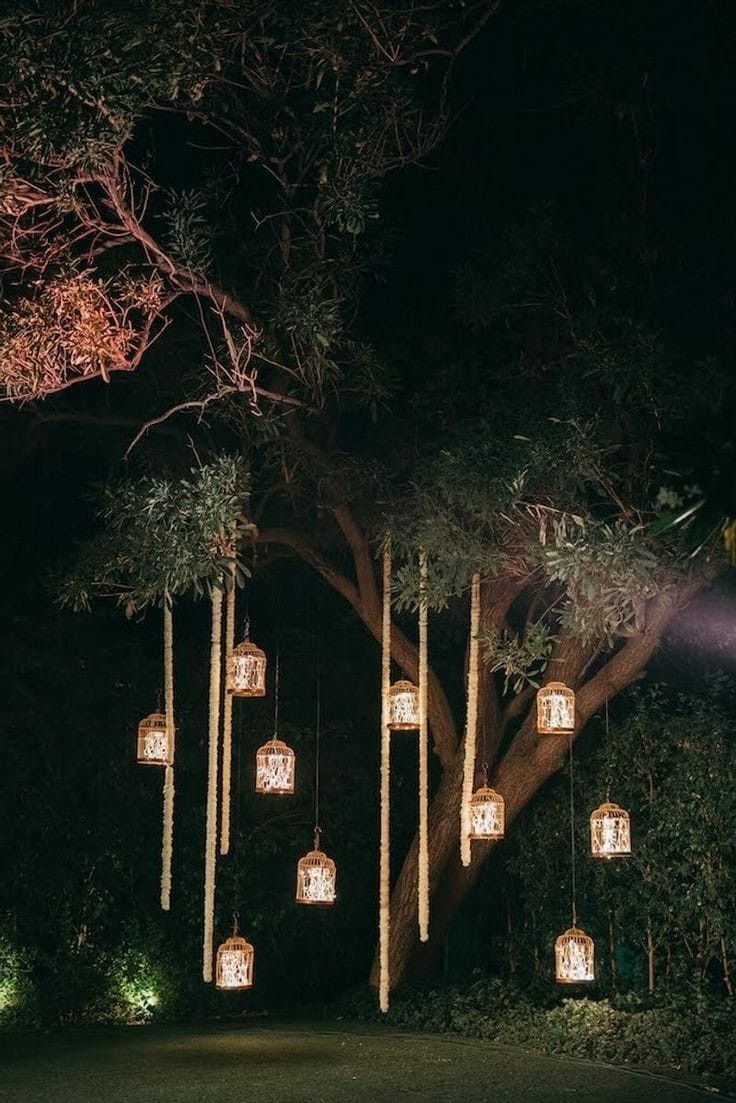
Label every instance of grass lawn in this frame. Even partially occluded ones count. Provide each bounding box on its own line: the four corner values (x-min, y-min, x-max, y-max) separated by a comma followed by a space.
0, 1022, 728, 1102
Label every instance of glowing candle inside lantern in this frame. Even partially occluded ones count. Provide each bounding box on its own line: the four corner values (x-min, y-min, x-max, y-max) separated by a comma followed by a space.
388, 680, 420, 730
255, 738, 295, 794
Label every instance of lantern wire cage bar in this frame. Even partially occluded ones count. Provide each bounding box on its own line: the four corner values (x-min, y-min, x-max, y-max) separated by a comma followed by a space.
469, 765, 505, 840
388, 679, 420, 730
137, 710, 172, 766
255, 647, 295, 794
537, 681, 575, 735
227, 615, 267, 698
296, 827, 337, 906
555, 927, 595, 984
215, 912, 255, 990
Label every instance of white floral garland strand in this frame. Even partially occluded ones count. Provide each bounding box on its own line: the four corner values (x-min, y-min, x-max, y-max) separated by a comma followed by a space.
219, 581, 236, 856
418, 550, 429, 942
379, 541, 392, 1013
461, 573, 481, 867
203, 588, 223, 982
160, 598, 175, 911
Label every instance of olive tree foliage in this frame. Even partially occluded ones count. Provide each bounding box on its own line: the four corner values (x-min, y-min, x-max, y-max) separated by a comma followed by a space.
58, 455, 253, 613
0, 0, 493, 407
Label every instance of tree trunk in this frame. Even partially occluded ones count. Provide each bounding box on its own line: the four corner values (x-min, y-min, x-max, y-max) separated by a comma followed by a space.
647, 914, 655, 993
374, 596, 691, 990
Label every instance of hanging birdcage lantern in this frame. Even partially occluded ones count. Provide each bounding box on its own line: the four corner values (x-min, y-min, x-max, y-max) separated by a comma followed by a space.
296, 829, 337, 906
469, 786, 505, 840
137, 711, 172, 766
227, 638, 267, 698
590, 801, 631, 859
215, 917, 254, 990
536, 682, 575, 735
555, 926, 595, 984
388, 679, 420, 730
255, 738, 295, 794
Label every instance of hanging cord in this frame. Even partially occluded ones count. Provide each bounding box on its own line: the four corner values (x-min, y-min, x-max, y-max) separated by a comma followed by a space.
273, 648, 281, 739
604, 697, 612, 801
569, 734, 577, 927
231, 910, 240, 938
234, 701, 244, 904
480, 716, 489, 787
314, 653, 321, 844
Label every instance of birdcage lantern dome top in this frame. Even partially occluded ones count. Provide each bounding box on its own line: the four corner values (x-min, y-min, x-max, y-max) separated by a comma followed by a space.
555, 926, 595, 984
228, 638, 267, 698
137, 711, 173, 766
255, 737, 295, 794
388, 679, 420, 730
296, 838, 337, 906
469, 786, 505, 840
590, 801, 631, 859
215, 930, 255, 990
537, 681, 575, 735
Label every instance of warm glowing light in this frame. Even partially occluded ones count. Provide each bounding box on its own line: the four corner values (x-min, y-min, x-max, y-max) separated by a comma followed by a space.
296, 838, 337, 905
137, 712, 172, 766
555, 927, 595, 984
255, 738, 295, 794
469, 786, 505, 840
536, 682, 575, 735
227, 639, 267, 698
590, 801, 631, 859
388, 679, 420, 730
215, 933, 254, 990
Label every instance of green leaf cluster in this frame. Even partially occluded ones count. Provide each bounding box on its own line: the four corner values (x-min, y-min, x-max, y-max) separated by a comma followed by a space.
58, 454, 252, 613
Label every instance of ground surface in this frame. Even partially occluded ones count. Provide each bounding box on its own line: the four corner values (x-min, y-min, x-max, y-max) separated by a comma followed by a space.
0, 1022, 730, 1103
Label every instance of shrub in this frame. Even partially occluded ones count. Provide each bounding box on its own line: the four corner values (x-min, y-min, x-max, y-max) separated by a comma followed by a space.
337, 977, 736, 1080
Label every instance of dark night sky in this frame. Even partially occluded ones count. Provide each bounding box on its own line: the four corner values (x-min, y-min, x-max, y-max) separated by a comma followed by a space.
3, 0, 736, 713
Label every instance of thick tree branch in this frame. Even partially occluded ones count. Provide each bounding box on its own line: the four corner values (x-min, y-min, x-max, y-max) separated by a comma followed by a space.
258, 525, 458, 764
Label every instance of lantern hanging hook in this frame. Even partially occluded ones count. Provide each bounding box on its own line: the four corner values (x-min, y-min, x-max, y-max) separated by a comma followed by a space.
481, 761, 489, 788
232, 910, 240, 936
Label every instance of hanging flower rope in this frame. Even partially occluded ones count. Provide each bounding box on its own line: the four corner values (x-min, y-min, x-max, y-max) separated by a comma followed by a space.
461, 572, 481, 867
203, 586, 223, 982
418, 550, 429, 942
379, 540, 392, 1013
569, 736, 578, 928
220, 573, 236, 855
160, 597, 175, 910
